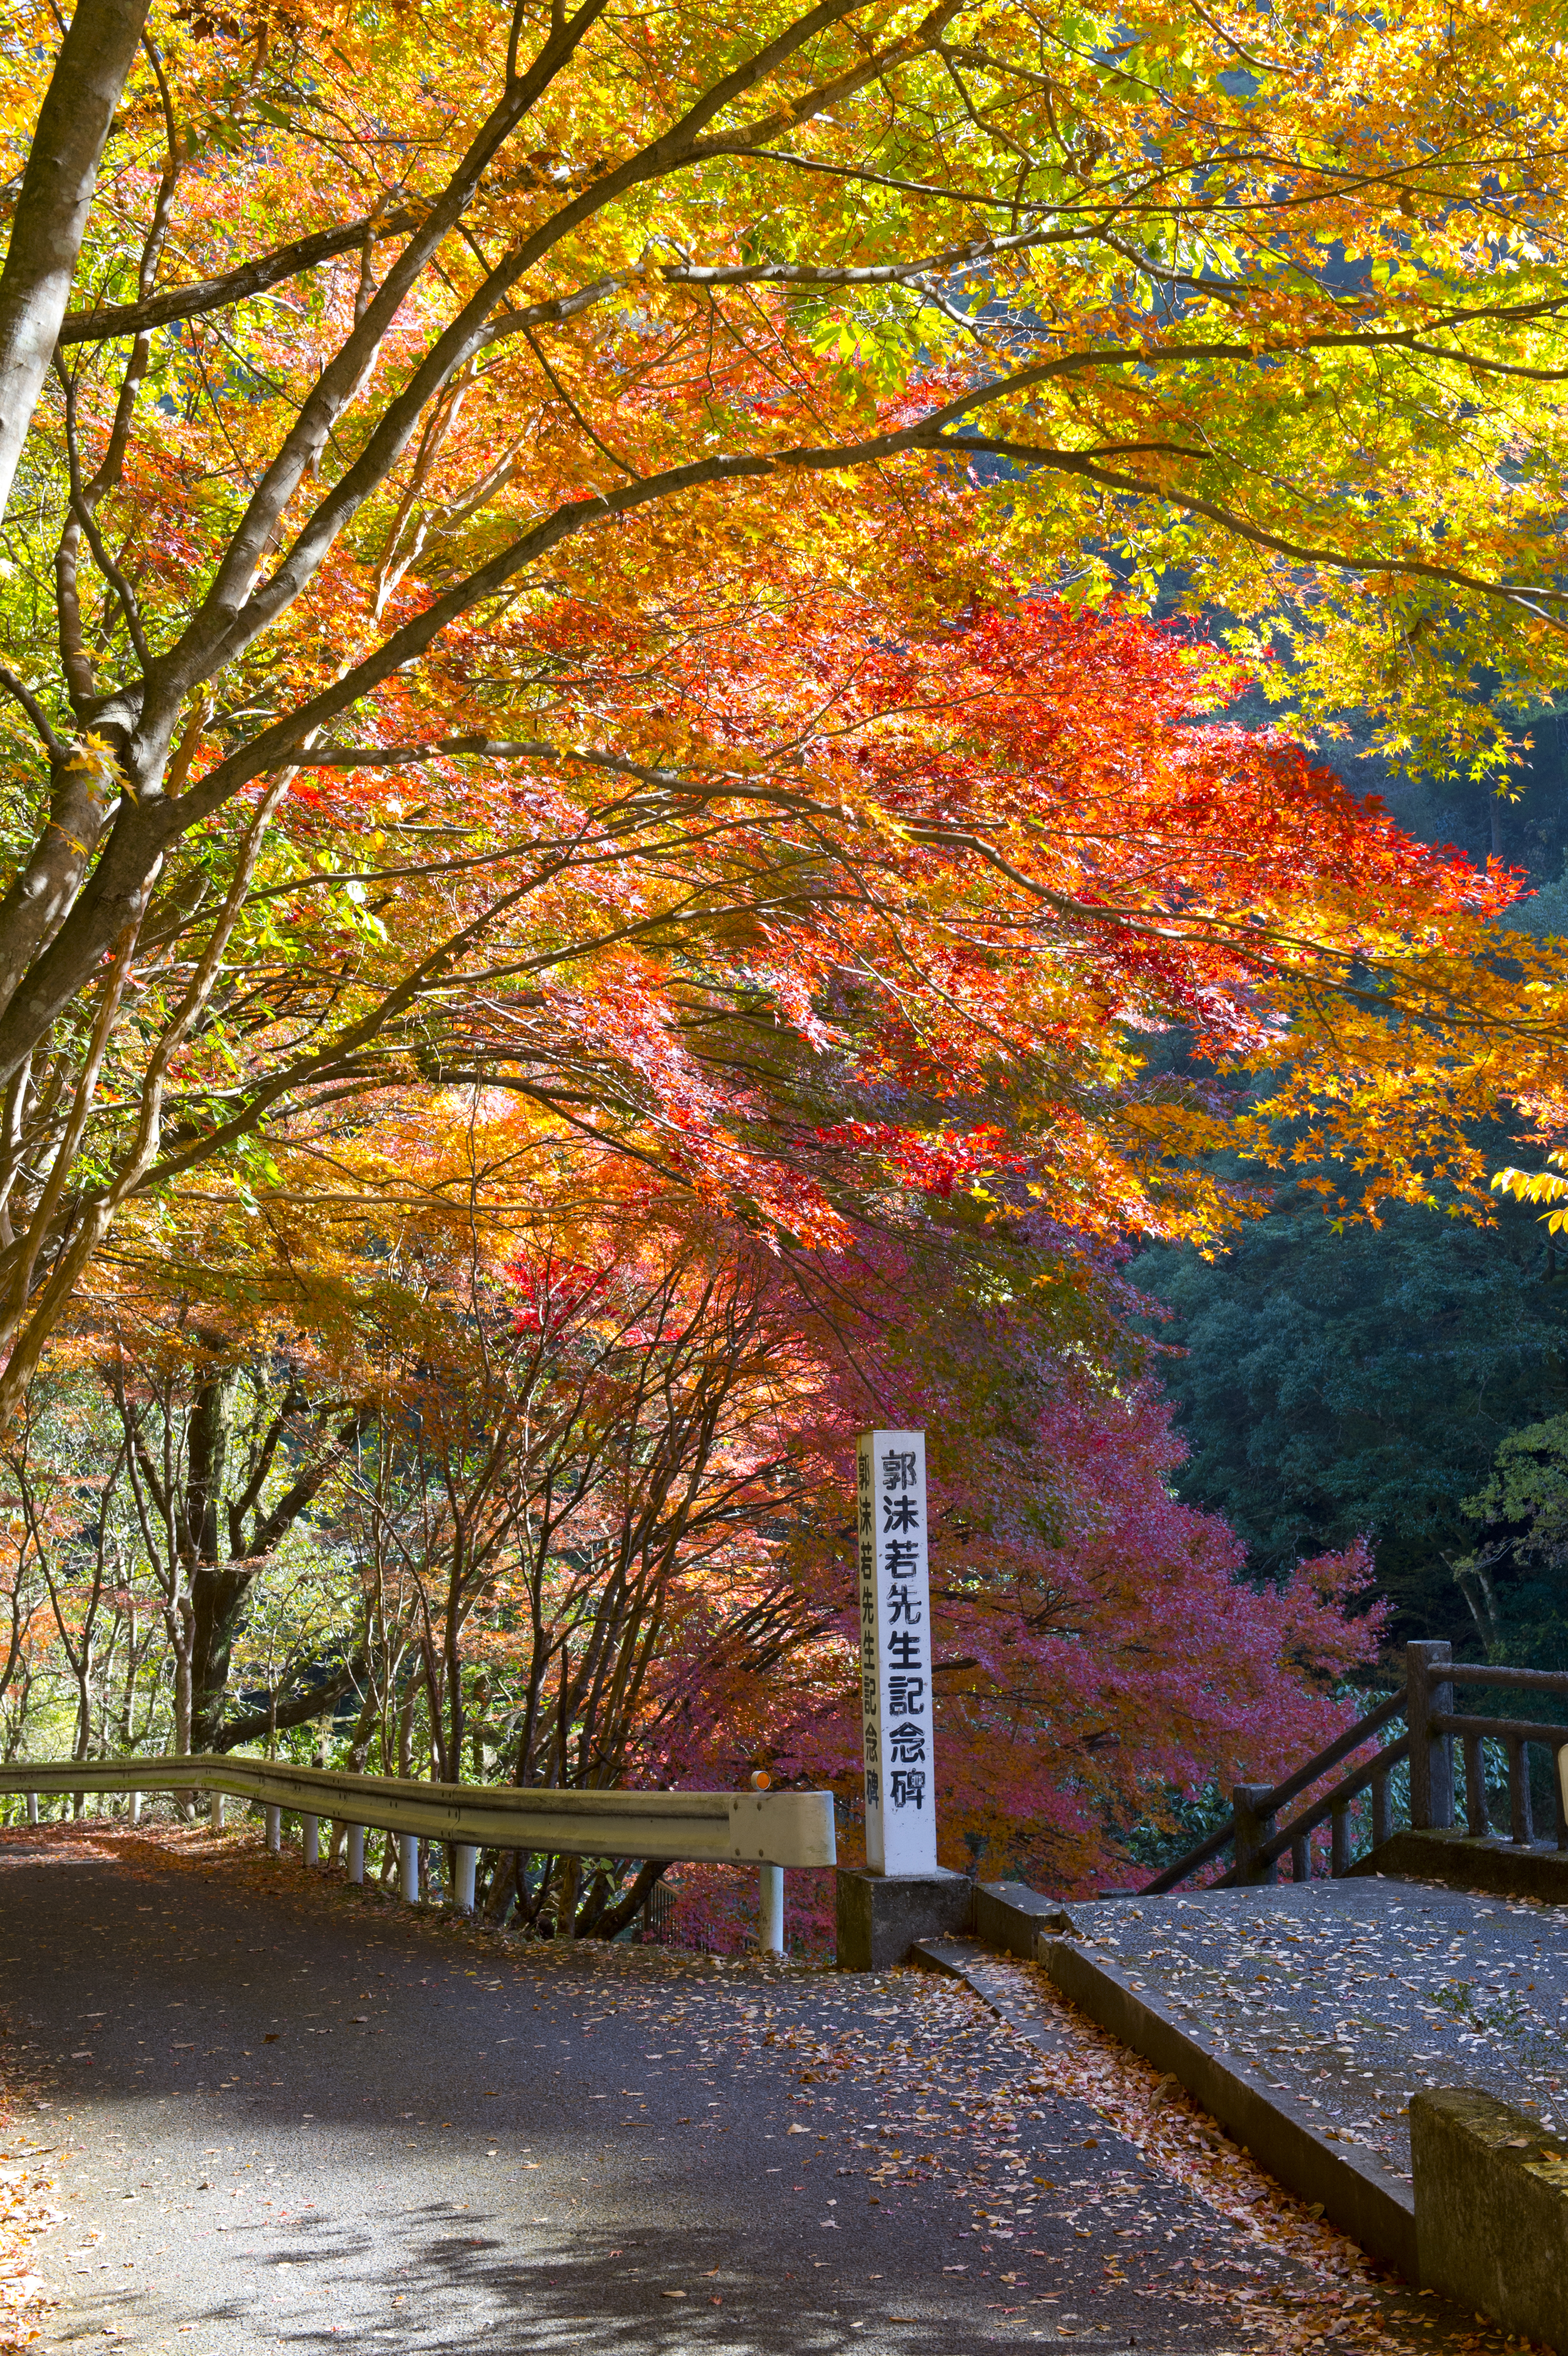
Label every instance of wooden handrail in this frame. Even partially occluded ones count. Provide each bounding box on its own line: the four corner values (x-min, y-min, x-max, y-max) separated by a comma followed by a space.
1216, 1735, 1412, 1883
1140, 1812, 1237, 1895
1141, 1690, 1405, 1894
1140, 1644, 1568, 1894
1440, 1663, 1568, 1697
1258, 1690, 1405, 1817
1433, 1713, 1568, 1746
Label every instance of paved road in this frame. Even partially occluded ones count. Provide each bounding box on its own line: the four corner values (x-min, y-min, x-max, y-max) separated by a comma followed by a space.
0, 1824, 1512, 2355
1058, 1879, 1568, 2172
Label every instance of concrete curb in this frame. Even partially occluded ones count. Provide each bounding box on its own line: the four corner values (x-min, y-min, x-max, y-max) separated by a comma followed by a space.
1354, 1827, 1568, 1904
911, 1924, 1417, 2282
973, 1878, 1074, 1955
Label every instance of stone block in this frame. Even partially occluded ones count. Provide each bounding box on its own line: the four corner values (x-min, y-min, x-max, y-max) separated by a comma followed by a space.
1412, 2086, 1568, 2347
1353, 1827, 1568, 1906
972, 1879, 1075, 1957
835, 1867, 973, 1970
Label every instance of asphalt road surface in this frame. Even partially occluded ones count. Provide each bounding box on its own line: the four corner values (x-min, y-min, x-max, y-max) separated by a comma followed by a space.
0, 1823, 1505, 2354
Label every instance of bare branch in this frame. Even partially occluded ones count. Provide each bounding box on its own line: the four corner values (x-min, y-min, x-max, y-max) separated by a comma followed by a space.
58, 205, 425, 346
0, 669, 66, 762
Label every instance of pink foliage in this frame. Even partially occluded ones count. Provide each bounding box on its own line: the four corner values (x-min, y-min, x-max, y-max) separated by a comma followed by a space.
621, 1227, 1385, 1916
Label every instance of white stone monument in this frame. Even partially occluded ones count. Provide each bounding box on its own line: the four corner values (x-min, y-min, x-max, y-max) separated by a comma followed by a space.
856, 1427, 937, 1876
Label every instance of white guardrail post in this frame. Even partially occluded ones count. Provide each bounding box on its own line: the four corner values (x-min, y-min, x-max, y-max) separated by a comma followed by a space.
265, 1806, 281, 1852
454, 1844, 477, 1912
346, 1825, 365, 1883
302, 1813, 319, 1868
760, 1863, 784, 1955
399, 1833, 420, 1903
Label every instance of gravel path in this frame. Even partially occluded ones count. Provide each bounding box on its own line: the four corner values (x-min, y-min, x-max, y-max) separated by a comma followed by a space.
0, 1824, 1530, 2356
1059, 1876, 1568, 2174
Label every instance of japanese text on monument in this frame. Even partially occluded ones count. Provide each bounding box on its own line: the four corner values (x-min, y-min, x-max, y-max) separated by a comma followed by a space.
855, 1428, 937, 1875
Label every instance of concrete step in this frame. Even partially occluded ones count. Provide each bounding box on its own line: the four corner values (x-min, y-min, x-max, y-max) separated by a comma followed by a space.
1043, 1876, 1567, 2168
917, 1915, 1568, 2343
941, 1865, 1568, 2268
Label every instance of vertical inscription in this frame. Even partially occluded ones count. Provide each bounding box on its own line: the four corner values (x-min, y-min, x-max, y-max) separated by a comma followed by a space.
856, 1427, 937, 1876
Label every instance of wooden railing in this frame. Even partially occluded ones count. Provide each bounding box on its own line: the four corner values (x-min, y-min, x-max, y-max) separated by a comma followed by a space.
1144, 1641, 1568, 1893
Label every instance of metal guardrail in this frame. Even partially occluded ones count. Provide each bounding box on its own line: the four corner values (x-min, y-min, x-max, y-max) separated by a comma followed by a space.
0, 1754, 835, 1947
0, 1753, 835, 1867
1144, 1643, 1568, 1894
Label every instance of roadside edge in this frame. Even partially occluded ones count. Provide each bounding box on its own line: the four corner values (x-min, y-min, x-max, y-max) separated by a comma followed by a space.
911, 1928, 1418, 2282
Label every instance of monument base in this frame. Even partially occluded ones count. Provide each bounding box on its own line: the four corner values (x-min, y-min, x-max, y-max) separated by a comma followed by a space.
835, 1866, 973, 1971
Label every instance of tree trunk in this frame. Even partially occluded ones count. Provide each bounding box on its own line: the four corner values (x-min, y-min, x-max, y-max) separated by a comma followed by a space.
0, 0, 149, 524
1451, 1553, 1506, 1654
170, 1598, 194, 1754
181, 1363, 259, 1753
587, 1858, 671, 1942
188, 1560, 260, 1753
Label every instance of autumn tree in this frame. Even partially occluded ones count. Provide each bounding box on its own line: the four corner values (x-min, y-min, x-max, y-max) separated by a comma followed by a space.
0, 1055, 1399, 1898
0, 0, 1564, 1425
193, 1099, 1394, 1895
102, 1345, 370, 1753
3, 558, 1558, 1855
19, 1097, 830, 1816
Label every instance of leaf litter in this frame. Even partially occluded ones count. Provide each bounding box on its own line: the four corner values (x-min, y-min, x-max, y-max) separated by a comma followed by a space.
1, 1819, 1541, 2352
0, 1988, 64, 2350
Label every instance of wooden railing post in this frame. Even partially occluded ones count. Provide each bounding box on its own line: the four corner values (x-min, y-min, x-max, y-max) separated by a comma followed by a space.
1507, 1735, 1534, 1846
1407, 1640, 1453, 1830
1462, 1735, 1487, 1837
1371, 1762, 1394, 1849
1233, 1783, 1277, 1884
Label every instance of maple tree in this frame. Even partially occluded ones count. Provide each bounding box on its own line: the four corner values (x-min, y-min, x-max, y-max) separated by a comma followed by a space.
0, 1091, 1384, 1913
31, 1127, 1391, 1882
715, 1213, 1387, 1893
0, 0, 1562, 1425
317, 1189, 830, 1927
7, 0, 1568, 1910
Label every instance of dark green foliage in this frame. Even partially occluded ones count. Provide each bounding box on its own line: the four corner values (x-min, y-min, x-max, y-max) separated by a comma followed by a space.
1133, 1189, 1568, 1662
1371, 698, 1568, 886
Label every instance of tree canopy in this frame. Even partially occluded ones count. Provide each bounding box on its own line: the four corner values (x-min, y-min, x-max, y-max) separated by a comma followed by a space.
0, 0, 1564, 1391
5, 0, 1568, 1904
